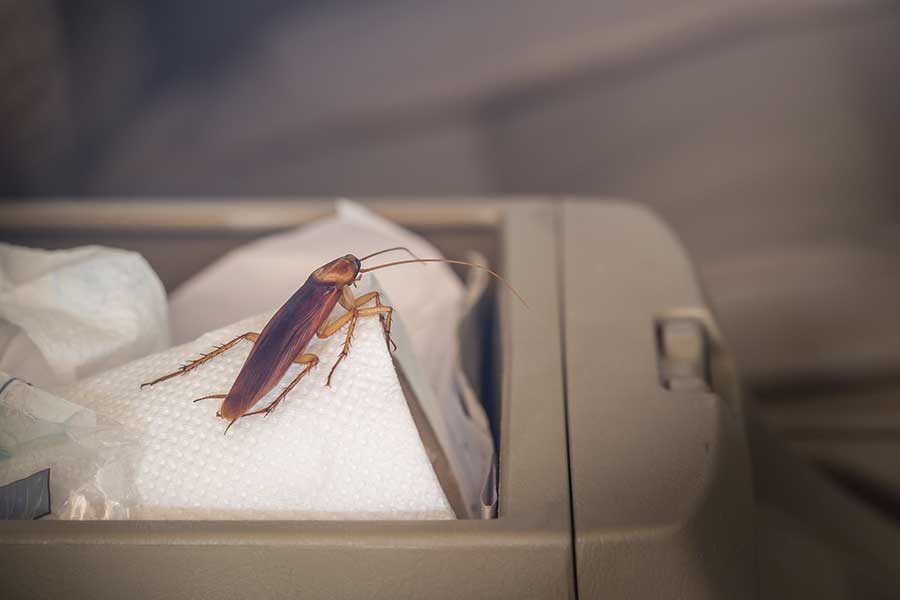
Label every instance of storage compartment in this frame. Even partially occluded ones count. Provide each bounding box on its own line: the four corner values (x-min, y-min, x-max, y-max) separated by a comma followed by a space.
0, 199, 762, 599
0, 200, 574, 599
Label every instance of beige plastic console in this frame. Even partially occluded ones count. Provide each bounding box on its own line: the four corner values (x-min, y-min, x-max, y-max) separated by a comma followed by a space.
561, 202, 756, 598
0, 199, 758, 599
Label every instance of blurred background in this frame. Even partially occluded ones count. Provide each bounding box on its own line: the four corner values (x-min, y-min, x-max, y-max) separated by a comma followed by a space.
3, 0, 900, 526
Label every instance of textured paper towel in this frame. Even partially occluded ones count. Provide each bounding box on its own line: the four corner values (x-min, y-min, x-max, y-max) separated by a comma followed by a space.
64, 280, 454, 520
0, 243, 169, 390
169, 200, 464, 418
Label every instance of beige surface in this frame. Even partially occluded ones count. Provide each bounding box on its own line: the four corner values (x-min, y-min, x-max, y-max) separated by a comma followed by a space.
561, 201, 756, 598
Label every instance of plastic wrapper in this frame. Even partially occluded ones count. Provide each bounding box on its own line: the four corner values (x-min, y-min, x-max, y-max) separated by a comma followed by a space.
0, 469, 50, 520
0, 374, 140, 519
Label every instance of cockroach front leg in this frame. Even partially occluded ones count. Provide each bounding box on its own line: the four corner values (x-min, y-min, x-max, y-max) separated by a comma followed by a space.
358, 305, 394, 351
362, 291, 396, 351
317, 288, 394, 386
341, 289, 395, 351
141, 332, 259, 388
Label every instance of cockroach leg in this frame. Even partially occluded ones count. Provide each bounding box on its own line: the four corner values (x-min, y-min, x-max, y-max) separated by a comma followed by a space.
193, 339, 316, 406
326, 312, 358, 387
339, 285, 357, 310
319, 291, 384, 338
239, 354, 319, 419
351, 290, 379, 308
140, 331, 260, 388
358, 305, 395, 352
353, 291, 395, 351
318, 290, 397, 385
193, 393, 226, 403
347, 291, 396, 350
317, 304, 351, 336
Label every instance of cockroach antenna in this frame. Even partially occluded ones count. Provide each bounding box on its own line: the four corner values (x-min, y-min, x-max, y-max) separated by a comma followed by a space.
359, 258, 528, 307
358, 246, 421, 262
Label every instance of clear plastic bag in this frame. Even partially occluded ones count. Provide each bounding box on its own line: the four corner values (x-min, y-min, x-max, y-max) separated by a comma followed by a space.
0, 374, 140, 519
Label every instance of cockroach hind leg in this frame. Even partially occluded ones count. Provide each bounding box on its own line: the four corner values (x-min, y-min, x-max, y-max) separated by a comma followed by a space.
140, 331, 259, 389
242, 355, 317, 417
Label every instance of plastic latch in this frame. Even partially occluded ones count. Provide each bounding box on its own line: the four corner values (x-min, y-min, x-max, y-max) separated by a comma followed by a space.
655, 318, 711, 392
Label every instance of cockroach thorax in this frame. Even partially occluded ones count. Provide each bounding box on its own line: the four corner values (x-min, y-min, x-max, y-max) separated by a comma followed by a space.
312, 254, 361, 285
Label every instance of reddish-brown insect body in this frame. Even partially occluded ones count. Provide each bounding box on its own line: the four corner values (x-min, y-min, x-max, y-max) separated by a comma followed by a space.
217, 254, 360, 421
142, 253, 390, 432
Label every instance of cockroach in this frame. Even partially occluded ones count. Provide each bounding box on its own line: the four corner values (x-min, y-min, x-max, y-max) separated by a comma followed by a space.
141, 247, 522, 433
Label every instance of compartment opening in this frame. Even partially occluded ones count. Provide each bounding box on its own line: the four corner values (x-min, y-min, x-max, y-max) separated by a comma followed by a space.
0, 203, 506, 520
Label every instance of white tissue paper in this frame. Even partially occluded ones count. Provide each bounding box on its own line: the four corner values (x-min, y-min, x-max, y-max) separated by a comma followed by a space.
0, 243, 169, 391
63, 278, 455, 520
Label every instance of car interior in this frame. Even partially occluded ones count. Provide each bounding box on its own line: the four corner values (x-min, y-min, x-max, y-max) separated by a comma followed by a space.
1, 2, 900, 598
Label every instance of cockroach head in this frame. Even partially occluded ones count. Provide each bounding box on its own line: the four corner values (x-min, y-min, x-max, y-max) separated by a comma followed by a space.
312, 254, 361, 285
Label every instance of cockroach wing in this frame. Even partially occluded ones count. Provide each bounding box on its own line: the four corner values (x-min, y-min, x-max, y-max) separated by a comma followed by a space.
218, 278, 342, 421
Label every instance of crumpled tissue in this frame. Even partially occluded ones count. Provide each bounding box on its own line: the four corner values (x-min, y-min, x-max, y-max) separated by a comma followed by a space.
0, 243, 169, 390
